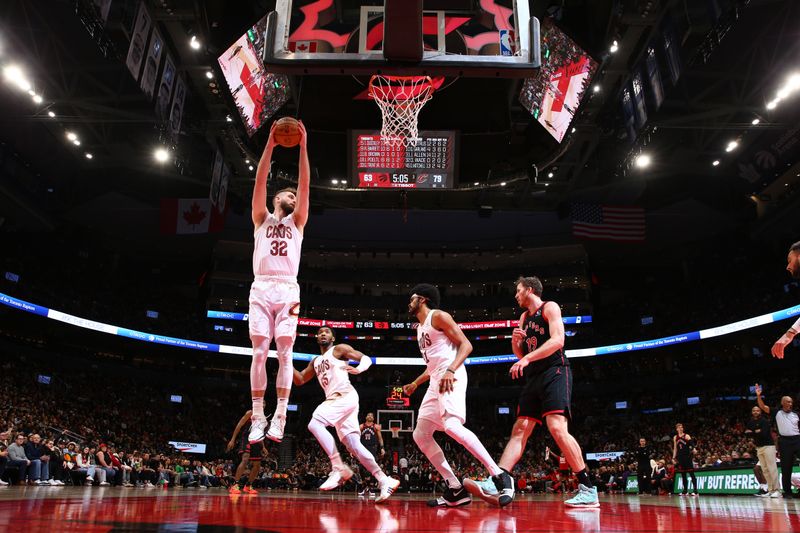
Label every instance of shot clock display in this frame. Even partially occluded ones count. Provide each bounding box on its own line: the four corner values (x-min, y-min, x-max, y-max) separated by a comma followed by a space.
351, 130, 457, 189
386, 385, 410, 408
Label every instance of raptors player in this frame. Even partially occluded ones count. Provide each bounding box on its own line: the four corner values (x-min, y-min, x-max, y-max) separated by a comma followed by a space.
403, 284, 514, 507
293, 327, 400, 502
248, 120, 310, 444
359, 413, 385, 496
464, 276, 599, 508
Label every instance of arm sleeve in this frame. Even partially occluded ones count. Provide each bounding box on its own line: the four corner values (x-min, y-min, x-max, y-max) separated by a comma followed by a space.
792, 316, 800, 332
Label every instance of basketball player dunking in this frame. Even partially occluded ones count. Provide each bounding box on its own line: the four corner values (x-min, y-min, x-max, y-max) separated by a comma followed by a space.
248, 121, 310, 444
403, 284, 514, 507
464, 276, 599, 508
359, 412, 384, 496
293, 327, 400, 502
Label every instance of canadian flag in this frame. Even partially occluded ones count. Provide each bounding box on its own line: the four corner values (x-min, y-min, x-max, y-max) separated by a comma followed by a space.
289, 40, 318, 53
160, 198, 225, 234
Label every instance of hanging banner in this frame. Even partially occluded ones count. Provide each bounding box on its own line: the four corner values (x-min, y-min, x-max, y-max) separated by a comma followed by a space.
168, 75, 187, 144
156, 53, 176, 122
140, 28, 164, 100
125, 1, 151, 81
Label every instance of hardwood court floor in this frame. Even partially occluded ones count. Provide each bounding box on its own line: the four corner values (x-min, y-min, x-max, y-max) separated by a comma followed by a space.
1, 487, 799, 532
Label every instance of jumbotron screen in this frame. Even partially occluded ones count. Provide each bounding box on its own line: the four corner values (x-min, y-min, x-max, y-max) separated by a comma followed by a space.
218, 16, 290, 136
350, 130, 457, 189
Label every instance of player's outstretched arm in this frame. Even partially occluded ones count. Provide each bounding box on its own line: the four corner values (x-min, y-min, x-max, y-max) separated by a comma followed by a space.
293, 360, 316, 386
293, 121, 310, 231
337, 344, 373, 375
252, 123, 278, 228
227, 410, 252, 451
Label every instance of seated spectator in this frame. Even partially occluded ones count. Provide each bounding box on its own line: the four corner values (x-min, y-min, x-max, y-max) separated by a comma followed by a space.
651, 461, 666, 495
5, 434, 30, 485
24, 434, 50, 486
76, 446, 108, 485
44, 438, 66, 485
95, 443, 117, 485
0, 430, 12, 485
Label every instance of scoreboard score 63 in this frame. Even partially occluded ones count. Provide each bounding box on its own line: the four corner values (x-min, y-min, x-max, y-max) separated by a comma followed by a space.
351, 131, 457, 189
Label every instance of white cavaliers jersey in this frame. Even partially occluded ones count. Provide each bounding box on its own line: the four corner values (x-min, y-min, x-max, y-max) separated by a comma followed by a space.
253, 213, 303, 279
313, 347, 355, 399
417, 310, 458, 378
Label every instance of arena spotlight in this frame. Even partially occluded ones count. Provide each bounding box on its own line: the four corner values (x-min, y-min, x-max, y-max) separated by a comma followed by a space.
609, 40, 619, 54
248, 165, 254, 171
189, 36, 201, 50
766, 100, 778, 110
725, 140, 738, 152
73, 139, 81, 146
85, 153, 93, 159
500, 182, 507, 186
473, 182, 479, 186
66, 132, 77, 141
593, 85, 601, 93
751, 118, 760, 125
205, 71, 213, 79
47, 110, 55, 117
634, 154, 651, 168
3, 64, 31, 92
154, 147, 170, 163
32, 94, 42, 104
331, 179, 339, 185
226, 115, 232, 122
712, 160, 720, 166
548, 172, 554, 178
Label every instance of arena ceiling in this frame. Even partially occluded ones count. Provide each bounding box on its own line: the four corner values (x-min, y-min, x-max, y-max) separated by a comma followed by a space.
0, 0, 798, 252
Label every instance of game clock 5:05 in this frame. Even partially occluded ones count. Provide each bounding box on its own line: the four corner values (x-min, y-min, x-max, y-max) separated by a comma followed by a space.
358, 172, 448, 189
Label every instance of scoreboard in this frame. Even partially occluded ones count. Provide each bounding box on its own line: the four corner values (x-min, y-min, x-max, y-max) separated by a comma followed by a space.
351, 130, 457, 189
386, 385, 410, 408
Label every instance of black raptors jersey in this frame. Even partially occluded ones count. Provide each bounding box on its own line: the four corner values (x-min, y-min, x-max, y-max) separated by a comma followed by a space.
361, 424, 379, 450
519, 301, 568, 379
675, 435, 694, 460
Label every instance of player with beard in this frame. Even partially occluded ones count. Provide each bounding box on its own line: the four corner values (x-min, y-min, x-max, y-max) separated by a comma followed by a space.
772, 241, 800, 359
292, 327, 400, 502
358, 412, 384, 497
248, 120, 310, 445
464, 276, 599, 508
403, 284, 514, 508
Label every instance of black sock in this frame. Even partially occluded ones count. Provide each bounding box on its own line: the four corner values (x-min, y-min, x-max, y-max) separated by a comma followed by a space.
238, 475, 249, 489
576, 469, 592, 488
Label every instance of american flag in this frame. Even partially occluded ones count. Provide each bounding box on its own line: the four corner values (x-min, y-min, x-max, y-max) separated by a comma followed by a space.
571, 204, 646, 242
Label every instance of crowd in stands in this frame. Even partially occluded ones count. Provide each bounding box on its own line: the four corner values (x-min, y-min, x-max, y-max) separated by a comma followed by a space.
2, 328, 798, 496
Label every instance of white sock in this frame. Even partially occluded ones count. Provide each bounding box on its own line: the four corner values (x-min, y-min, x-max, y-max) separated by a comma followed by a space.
275, 397, 288, 418
443, 417, 503, 476
251, 397, 265, 419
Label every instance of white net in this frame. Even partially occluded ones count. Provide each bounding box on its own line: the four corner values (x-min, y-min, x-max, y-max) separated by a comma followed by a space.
368, 75, 434, 148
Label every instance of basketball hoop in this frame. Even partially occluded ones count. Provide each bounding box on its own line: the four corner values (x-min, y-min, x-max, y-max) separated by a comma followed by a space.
368, 75, 434, 147
390, 427, 401, 440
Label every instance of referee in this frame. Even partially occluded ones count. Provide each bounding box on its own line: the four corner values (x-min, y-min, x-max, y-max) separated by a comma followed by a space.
756, 384, 800, 498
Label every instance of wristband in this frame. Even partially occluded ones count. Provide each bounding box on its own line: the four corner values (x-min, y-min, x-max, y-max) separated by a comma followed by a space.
446, 368, 456, 374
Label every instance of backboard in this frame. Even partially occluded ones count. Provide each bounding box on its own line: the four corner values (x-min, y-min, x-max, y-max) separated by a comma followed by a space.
264, 0, 540, 77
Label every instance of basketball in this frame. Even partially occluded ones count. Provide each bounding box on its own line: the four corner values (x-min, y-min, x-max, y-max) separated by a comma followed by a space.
273, 117, 302, 148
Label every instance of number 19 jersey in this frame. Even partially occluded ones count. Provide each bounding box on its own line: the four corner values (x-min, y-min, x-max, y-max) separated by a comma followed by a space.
253, 213, 303, 279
